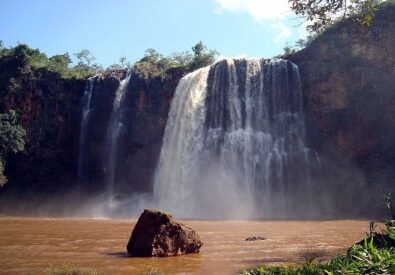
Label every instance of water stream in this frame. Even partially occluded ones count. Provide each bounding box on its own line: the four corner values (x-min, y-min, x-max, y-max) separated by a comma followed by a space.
78, 76, 97, 183
105, 71, 132, 198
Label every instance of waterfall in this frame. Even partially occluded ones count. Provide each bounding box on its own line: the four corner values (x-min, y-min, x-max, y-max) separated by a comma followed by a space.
154, 58, 317, 219
78, 76, 96, 183
105, 71, 132, 197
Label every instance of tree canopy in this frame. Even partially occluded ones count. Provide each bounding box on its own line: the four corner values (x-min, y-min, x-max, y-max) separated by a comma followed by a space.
289, 0, 383, 32
189, 41, 219, 71
134, 42, 219, 76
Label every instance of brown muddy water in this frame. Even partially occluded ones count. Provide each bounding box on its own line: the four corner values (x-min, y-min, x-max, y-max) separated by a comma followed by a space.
0, 218, 371, 274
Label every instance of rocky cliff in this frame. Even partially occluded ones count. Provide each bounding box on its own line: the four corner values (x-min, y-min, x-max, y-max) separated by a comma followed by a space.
79, 65, 186, 195
0, 66, 85, 194
289, 2, 395, 211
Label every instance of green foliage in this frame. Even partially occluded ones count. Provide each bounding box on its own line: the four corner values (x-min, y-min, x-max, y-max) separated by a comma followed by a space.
278, 35, 320, 57
48, 53, 72, 74
0, 43, 103, 79
289, 0, 383, 33
243, 239, 395, 274
134, 42, 218, 77
170, 51, 193, 66
0, 110, 25, 158
0, 110, 25, 186
283, 44, 298, 56
139, 48, 163, 63
107, 56, 131, 71
0, 41, 7, 58
242, 263, 329, 275
0, 42, 218, 83
188, 41, 219, 71
72, 49, 103, 78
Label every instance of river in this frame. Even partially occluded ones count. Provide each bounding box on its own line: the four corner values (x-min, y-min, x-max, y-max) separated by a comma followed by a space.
0, 218, 370, 274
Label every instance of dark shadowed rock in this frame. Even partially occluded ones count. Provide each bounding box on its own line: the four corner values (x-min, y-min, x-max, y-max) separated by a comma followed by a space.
126, 209, 203, 257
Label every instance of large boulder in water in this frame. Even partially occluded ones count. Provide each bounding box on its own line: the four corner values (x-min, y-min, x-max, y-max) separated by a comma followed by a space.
126, 209, 203, 257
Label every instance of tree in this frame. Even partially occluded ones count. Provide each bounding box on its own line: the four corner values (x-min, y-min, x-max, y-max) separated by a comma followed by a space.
119, 56, 127, 68
192, 42, 205, 56
74, 49, 95, 67
189, 41, 219, 71
139, 48, 163, 63
295, 38, 307, 49
170, 51, 193, 66
108, 56, 131, 70
289, 0, 383, 32
283, 44, 297, 56
48, 53, 72, 73
0, 110, 26, 186
72, 49, 102, 77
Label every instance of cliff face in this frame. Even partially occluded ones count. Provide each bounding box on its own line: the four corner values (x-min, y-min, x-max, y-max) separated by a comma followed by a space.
79, 66, 185, 195
0, 67, 85, 193
289, 3, 395, 202
0, 56, 186, 197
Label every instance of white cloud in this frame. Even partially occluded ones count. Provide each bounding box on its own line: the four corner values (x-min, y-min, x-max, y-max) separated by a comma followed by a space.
214, 0, 291, 21
271, 21, 292, 43
214, 0, 294, 43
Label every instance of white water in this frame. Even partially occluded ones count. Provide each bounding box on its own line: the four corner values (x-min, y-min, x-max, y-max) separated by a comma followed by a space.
105, 71, 132, 198
78, 76, 96, 183
154, 58, 315, 219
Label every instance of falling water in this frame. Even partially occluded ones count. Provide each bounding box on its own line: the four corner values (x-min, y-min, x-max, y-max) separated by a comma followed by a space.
154, 58, 317, 219
105, 71, 132, 198
78, 76, 96, 183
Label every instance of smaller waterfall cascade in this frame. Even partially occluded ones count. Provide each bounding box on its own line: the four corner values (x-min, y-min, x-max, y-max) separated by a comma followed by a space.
78, 76, 96, 183
154, 58, 317, 219
105, 71, 132, 197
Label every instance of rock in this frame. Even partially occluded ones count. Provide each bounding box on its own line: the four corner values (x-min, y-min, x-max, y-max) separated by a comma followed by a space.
245, 236, 266, 241
287, 2, 395, 214
126, 209, 203, 257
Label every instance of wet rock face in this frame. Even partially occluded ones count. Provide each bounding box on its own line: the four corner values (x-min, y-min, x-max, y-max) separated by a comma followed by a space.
127, 209, 203, 257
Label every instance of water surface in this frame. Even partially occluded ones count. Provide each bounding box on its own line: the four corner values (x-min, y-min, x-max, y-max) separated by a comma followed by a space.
0, 218, 370, 274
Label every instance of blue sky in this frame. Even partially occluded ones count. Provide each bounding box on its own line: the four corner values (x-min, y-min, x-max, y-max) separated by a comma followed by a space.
0, 0, 307, 67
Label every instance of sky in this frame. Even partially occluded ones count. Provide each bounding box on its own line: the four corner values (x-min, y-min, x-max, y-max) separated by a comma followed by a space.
0, 0, 308, 67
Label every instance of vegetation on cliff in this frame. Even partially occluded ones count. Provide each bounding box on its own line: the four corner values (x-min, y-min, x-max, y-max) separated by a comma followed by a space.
0, 110, 25, 185
282, 0, 394, 56
0, 42, 101, 80
133, 41, 218, 78
289, 0, 384, 33
0, 42, 86, 190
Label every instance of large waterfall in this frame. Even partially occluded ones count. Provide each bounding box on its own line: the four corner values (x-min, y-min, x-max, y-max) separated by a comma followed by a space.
154, 58, 318, 219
